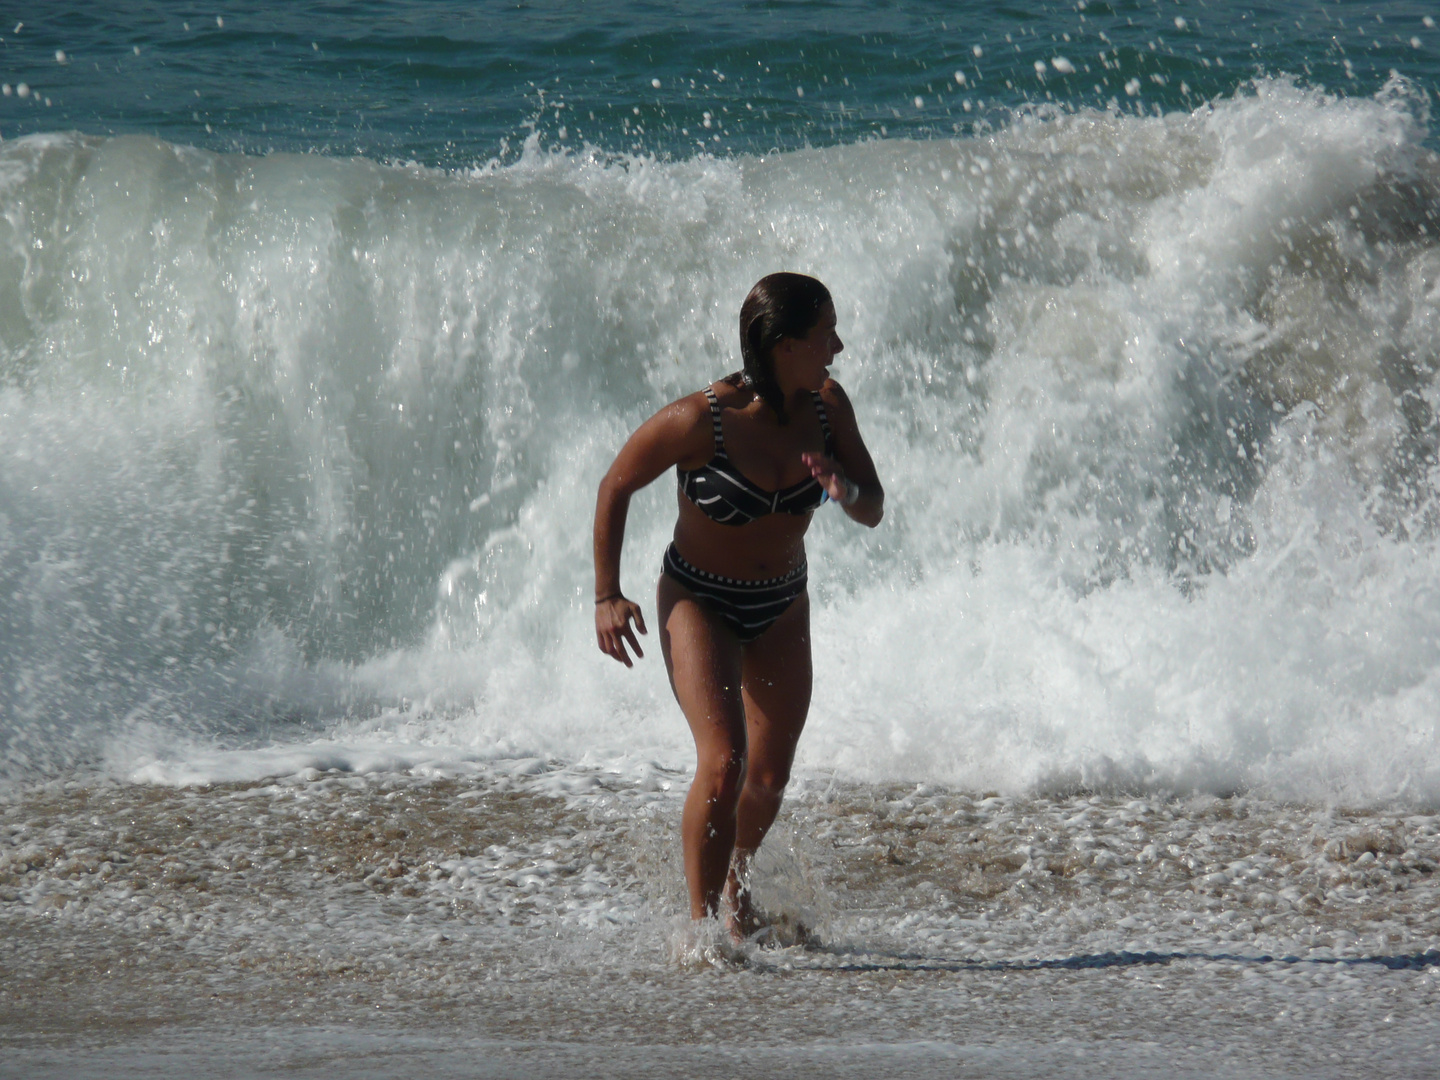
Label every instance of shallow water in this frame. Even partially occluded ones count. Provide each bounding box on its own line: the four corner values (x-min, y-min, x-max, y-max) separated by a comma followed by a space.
4, 769, 1438, 1077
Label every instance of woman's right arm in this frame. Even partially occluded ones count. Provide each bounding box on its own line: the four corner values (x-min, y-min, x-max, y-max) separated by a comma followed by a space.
593, 395, 710, 667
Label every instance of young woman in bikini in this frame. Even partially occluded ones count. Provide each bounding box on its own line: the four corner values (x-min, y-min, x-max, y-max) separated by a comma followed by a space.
593, 272, 884, 935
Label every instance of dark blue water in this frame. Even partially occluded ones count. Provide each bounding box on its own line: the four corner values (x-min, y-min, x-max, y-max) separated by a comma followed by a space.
2, 1, 1437, 166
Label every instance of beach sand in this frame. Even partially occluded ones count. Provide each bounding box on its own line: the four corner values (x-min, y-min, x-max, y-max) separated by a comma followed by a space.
4, 770, 1437, 1078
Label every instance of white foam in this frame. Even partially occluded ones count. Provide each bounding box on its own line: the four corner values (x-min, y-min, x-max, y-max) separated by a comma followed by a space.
2, 81, 1439, 803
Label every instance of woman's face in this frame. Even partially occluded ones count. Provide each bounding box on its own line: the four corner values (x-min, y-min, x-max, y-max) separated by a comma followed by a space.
774, 301, 843, 392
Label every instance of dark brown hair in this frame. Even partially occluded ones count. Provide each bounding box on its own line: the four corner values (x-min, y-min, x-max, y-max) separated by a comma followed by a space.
738, 272, 832, 425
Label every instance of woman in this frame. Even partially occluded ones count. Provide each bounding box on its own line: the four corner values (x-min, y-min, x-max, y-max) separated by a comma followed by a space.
593, 272, 883, 936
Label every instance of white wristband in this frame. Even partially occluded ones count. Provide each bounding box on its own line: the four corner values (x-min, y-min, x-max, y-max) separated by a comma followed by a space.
841, 478, 861, 507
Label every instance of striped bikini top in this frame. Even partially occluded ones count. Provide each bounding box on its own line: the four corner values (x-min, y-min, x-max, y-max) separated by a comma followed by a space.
678, 385, 836, 526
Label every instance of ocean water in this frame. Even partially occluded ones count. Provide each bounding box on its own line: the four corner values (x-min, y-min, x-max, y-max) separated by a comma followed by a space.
4, 2, 1440, 1076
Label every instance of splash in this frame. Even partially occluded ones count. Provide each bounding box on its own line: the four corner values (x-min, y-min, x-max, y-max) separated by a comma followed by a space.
2, 80, 1439, 803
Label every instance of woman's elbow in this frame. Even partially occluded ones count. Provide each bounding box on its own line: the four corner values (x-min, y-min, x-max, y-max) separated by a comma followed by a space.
597, 469, 635, 505
858, 490, 884, 528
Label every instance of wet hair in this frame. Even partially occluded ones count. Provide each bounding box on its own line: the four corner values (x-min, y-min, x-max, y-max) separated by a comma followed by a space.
737, 272, 832, 425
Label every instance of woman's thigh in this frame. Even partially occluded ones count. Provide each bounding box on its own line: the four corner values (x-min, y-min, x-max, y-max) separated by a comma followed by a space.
657, 572, 747, 752
740, 591, 812, 782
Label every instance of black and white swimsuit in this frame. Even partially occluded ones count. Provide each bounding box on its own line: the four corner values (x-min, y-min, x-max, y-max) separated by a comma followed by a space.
661, 543, 808, 643
677, 386, 834, 524
664, 385, 834, 642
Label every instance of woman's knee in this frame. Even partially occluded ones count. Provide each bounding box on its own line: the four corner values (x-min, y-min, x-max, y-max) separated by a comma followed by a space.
744, 762, 791, 803
694, 747, 747, 804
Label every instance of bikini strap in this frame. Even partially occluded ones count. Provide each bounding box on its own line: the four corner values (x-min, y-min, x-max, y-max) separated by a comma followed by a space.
811, 391, 835, 457
703, 386, 726, 455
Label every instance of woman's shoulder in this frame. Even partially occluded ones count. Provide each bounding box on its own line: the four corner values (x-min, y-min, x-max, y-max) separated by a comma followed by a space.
709, 372, 750, 405
656, 382, 739, 438
655, 388, 714, 431
625, 390, 717, 469
817, 377, 855, 414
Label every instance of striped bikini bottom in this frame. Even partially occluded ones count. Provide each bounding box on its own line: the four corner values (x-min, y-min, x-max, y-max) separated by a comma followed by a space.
661, 542, 807, 643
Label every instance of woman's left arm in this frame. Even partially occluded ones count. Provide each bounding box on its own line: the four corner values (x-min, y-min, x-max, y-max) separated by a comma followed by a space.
803, 380, 884, 528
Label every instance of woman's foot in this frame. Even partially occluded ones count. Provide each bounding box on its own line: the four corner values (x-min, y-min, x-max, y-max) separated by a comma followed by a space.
724, 897, 766, 942
722, 867, 763, 942
670, 917, 749, 968
724, 902, 818, 948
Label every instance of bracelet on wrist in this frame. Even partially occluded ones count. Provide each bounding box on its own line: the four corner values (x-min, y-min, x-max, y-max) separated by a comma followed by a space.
595, 592, 622, 604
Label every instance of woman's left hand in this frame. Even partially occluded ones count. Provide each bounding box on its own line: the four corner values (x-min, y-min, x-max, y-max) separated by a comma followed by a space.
801, 451, 858, 506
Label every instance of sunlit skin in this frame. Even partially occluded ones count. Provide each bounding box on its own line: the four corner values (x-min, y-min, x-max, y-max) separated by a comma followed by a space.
593, 299, 883, 933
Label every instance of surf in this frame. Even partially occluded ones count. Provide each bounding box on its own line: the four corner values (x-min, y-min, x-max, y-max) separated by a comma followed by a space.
1, 77, 1438, 805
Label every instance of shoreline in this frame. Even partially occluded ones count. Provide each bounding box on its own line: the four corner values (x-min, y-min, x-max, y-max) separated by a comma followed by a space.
3, 774, 1437, 1077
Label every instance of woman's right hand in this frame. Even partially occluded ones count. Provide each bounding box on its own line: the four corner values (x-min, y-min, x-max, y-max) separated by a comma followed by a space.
596, 595, 647, 667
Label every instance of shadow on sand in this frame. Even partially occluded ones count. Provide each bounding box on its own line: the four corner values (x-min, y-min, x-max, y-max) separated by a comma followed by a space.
805, 948, 1440, 974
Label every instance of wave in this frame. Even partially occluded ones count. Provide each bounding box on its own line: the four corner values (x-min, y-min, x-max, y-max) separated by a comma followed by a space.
2, 78, 1439, 804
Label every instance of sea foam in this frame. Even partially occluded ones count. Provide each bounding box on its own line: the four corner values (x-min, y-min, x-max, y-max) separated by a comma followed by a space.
2, 79, 1439, 804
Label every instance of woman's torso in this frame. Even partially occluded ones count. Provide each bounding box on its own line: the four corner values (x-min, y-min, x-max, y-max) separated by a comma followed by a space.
671, 378, 832, 580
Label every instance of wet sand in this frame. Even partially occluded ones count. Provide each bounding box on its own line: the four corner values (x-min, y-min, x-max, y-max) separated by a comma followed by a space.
3, 770, 1438, 1078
